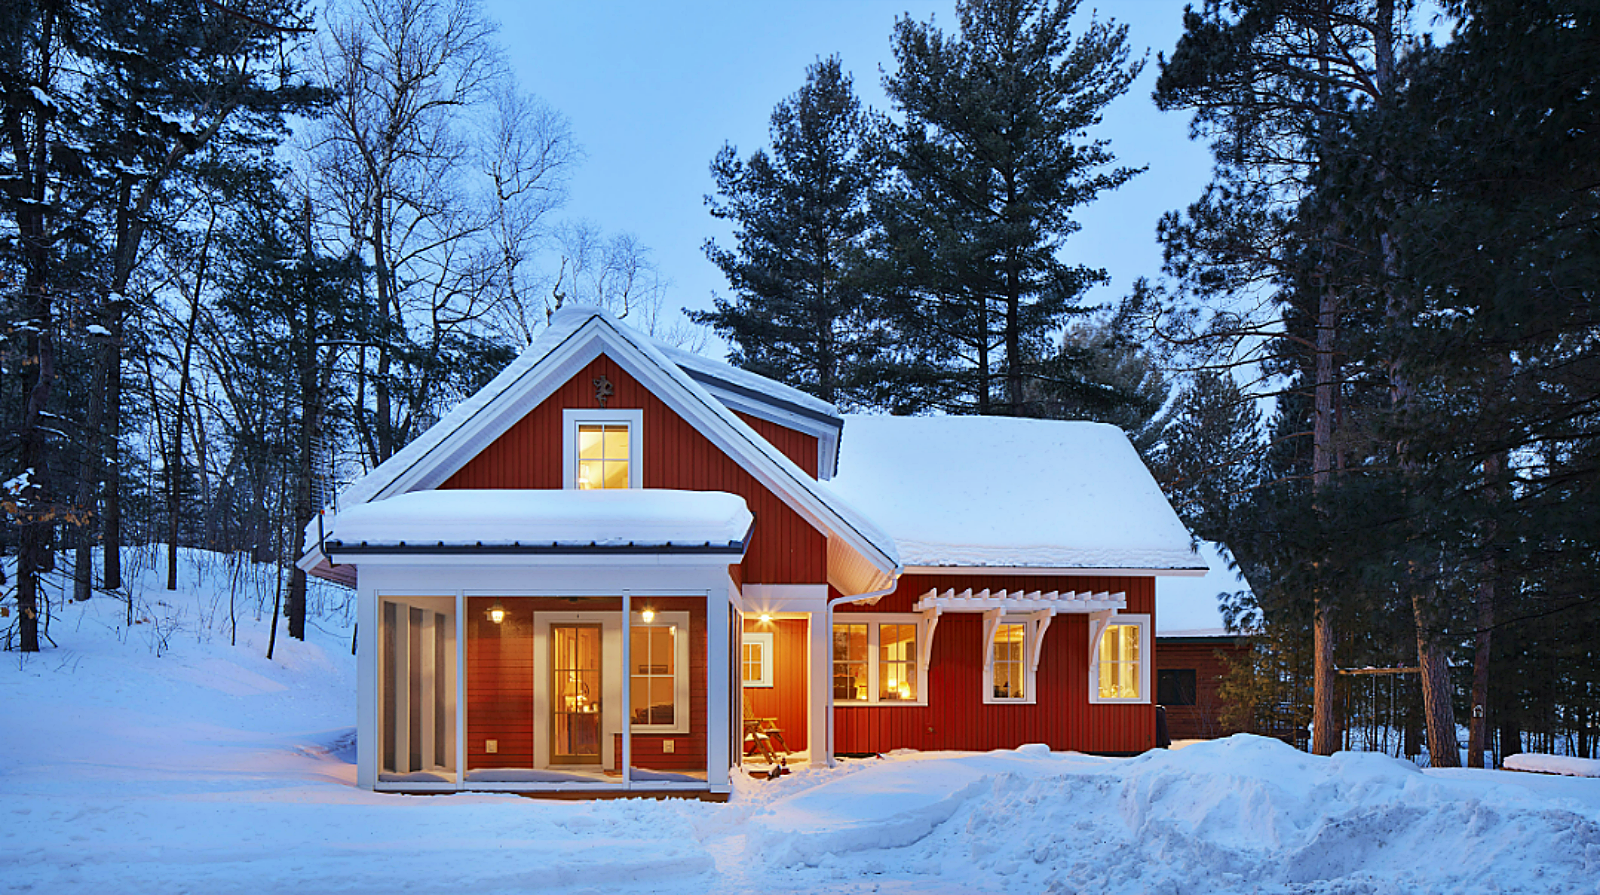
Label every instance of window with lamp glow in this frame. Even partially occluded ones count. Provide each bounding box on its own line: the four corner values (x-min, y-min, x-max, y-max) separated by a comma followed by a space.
831, 615, 925, 705
563, 409, 643, 491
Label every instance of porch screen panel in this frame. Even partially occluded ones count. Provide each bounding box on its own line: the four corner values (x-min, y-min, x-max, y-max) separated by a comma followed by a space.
378, 597, 457, 782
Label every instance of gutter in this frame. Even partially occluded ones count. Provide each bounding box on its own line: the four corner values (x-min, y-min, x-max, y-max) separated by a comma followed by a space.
823, 577, 901, 768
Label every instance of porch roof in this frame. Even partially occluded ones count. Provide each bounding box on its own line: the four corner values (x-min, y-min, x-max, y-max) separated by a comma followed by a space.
912, 588, 1127, 614
320, 488, 754, 553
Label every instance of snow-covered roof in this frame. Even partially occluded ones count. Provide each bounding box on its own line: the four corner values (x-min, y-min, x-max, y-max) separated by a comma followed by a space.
830, 415, 1202, 572
306, 306, 899, 592
1156, 541, 1255, 637
325, 489, 753, 551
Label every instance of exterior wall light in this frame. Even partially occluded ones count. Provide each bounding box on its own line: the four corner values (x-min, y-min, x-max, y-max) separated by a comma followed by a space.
640, 607, 656, 624
487, 600, 506, 624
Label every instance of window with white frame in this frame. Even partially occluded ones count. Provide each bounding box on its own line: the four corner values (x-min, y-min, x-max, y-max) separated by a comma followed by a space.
741, 631, 773, 688
832, 615, 926, 705
989, 622, 1027, 701
629, 610, 689, 733
563, 408, 643, 490
1089, 614, 1151, 704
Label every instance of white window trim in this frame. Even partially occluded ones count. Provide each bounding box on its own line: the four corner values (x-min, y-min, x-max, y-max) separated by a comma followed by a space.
982, 616, 1037, 706
832, 613, 928, 707
629, 609, 690, 734
741, 631, 774, 688
562, 408, 644, 490
1089, 613, 1152, 705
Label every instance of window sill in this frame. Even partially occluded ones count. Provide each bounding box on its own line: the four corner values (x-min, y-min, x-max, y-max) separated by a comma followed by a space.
834, 699, 928, 708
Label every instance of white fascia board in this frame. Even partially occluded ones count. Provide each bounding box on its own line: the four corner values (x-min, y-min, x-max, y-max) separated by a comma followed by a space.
296, 544, 327, 573
692, 382, 841, 480
903, 565, 1208, 577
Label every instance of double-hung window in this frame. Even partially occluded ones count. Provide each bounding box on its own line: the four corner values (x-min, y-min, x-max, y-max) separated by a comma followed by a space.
563, 409, 643, 490
629, 610, 689, 733
1089, 613, 1151, 704
832, 615, 926, 705
988, 622, 1028, 702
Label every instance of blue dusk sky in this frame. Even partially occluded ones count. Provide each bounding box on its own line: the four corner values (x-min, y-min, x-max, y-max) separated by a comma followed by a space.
483, 1, 1215, 350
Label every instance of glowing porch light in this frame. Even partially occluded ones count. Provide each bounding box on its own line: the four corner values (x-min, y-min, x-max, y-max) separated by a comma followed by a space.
487, 600, 506, 624
758, 613, 772, 624
640, 607, 656, 624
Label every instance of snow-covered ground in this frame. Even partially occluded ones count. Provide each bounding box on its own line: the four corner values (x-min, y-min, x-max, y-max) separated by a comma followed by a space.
5, 551, 1600, 894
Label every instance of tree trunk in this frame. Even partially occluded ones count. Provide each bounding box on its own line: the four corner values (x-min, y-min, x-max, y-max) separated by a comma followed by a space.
1310, 282, 1342, 755
72, 331, 111, 601
1414, 591, 1461, 767
1467, 448, 1504, 768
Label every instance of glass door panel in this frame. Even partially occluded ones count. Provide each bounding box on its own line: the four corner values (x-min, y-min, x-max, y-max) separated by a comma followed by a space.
551, 624, 603, 764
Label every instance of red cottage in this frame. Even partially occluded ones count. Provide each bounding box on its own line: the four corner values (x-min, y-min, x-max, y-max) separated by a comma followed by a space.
299, 306, 1206, 798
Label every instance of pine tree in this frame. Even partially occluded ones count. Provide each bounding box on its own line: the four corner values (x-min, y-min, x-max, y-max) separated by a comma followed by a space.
1154, 371, 1261, 541
694, 56, 887, 409
880, 0, 1142, 416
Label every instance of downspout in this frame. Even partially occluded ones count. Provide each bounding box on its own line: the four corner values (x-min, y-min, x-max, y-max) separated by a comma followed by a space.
823, 576, 900, 768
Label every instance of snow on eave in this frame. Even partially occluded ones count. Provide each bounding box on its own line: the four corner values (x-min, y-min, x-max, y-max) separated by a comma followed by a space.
306, 307, 899, 591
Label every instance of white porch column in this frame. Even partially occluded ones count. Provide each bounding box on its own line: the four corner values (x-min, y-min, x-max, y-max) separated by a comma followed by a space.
621, 590, 632, 789
807, 611, 830, 768
706, 587, 730, 787
356, 584, 379, 789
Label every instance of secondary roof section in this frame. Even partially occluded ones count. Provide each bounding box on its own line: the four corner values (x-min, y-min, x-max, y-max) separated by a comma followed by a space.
831, 414, 1203, 574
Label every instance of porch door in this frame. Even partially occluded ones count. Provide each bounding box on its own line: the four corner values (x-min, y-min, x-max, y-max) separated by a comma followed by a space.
550, 624, 603, 765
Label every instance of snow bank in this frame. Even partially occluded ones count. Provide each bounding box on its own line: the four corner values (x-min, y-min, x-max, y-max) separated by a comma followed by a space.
833, 414, 1202, 570
1506, 753, 1600, 778
325, 488, 753, 548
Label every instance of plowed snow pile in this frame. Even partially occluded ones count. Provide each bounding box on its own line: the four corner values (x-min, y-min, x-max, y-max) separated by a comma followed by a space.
5, 552, 1599, 894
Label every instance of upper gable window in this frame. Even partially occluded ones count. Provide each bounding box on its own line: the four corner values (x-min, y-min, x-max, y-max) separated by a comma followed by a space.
563, 409, 643, 490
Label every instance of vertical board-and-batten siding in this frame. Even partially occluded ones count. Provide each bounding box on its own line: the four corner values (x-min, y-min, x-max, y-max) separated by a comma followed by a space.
834, 573, 1157, 754
741, 616, 810, 752
1155, 639, 1252, 741
441, 354, 826, 585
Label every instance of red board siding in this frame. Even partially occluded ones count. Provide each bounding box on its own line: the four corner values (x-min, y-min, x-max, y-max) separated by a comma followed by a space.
735, 412, 819, 478
1156, 640, 1252, 740
742, 617, 809, 752
441, 354, 826, 585
833, 574, 1157, 754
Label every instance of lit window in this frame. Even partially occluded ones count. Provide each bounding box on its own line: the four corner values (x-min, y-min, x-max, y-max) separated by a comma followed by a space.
1090, 614, 1150, 704
577, 424, 630, 489
991, 623, 1026, 700
832, 615, 926, 705
832, 623, 868, 701
742, 631, 773, 688
879, 624, 917, 701
563, 409, 642, 490
630, 610, 689, 733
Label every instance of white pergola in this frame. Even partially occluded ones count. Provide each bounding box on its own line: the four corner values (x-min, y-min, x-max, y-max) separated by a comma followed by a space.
911, 588, 1128, 674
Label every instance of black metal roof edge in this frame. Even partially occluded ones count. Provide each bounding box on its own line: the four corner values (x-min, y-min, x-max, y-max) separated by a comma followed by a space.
324, 539, 746, 556
679, 367, 843, 429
